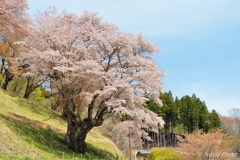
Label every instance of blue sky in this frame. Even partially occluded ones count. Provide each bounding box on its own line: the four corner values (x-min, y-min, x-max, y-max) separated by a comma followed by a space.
27, 0, 240, 116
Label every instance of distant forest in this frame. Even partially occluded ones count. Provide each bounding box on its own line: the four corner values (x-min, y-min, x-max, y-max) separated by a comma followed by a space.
145, 91, 221, 146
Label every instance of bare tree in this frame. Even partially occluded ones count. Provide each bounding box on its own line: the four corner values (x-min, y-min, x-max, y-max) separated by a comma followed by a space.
229, 108, 240, 152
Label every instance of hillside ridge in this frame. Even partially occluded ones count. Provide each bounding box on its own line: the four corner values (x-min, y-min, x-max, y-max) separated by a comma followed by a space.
0, 89, 123, 159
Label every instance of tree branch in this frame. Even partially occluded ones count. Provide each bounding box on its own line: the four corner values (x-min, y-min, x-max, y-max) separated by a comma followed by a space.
87, 93, 99, 119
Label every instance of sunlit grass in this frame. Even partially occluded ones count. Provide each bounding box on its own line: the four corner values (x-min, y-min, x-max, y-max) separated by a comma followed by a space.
0, 88, 123, 159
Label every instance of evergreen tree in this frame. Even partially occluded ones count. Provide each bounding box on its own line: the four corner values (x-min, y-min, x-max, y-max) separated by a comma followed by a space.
145, 99, 161, 116
198, 101, 209, 132
179, 95, 192, 133
175, 96, 182, 133
209, 110, 221, 129
159, 91, 178, 144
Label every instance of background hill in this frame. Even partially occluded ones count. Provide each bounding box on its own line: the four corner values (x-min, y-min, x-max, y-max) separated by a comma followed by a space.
0, 88, 123, 159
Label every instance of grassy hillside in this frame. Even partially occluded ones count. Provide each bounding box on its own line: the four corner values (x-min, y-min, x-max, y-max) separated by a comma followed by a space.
0, 88, 123, 159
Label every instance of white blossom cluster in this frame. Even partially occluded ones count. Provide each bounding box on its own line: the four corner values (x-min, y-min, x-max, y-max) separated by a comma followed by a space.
19, 8, 165, 130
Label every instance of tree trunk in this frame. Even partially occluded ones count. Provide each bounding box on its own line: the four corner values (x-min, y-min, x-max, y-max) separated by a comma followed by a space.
51, 95, 61, 110
23, 85, 33, 99
23, 76, 34, 99
64, 97, 105, 153
2, 69, 13, 90
65, 118, 94, 153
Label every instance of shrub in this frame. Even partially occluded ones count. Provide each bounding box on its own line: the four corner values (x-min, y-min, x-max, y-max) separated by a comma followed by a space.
29, 87, 50, 102
148, 148, 181, 160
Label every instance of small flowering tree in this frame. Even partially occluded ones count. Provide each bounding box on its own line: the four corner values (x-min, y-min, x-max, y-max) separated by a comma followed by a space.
19, 9, 164, 153
179, 130, 234, 160
111, 121, 144, 151
107, 116, 164, 151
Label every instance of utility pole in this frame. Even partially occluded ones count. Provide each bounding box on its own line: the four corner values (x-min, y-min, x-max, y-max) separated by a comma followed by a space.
147, 127, 149, 150
129, 127, 132, 160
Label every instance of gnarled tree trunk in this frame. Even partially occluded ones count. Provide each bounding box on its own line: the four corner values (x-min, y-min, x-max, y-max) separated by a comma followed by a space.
65, 118, 94, 153
64, 97, 106, 153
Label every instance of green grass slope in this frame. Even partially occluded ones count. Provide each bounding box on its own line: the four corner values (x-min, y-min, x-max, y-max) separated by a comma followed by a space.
0, 88, 123, 159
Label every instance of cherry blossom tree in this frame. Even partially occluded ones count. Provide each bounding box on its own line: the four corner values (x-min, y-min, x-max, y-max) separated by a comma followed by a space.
0, 0, 29, 89
0, 0, 28, 37
19, 8, 164, 153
